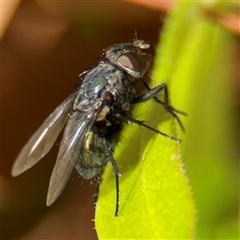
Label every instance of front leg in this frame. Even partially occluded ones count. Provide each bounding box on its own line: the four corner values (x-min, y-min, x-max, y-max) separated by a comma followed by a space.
133, 83, 167, 104
133, 83, 185, 131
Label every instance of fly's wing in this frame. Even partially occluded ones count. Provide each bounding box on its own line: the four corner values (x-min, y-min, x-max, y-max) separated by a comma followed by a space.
46, 109, 98, 206
11, 91, 78, 177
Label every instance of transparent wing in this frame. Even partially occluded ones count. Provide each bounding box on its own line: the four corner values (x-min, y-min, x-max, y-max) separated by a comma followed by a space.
46, 109, 98, 206
12, 91, 78, 177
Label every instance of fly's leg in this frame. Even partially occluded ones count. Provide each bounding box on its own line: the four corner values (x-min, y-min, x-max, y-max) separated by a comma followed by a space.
117, 114, 182, 143
102, 138, 121, 217
134, 80, 186, 131
94, 176, 101, 204
140, 79, 187, 116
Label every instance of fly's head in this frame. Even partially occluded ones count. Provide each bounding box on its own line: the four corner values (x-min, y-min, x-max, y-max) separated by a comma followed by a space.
104, 40, 152, 79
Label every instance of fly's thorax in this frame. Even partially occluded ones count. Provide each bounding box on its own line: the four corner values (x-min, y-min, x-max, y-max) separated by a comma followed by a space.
73, 61, 136, 112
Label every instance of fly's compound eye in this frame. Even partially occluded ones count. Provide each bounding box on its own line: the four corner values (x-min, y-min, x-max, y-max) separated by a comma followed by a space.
116, 52, 142, 76
104, 41, 151, 79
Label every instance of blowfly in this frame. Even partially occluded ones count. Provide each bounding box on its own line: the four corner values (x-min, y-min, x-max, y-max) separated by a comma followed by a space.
12, 39, 183, 217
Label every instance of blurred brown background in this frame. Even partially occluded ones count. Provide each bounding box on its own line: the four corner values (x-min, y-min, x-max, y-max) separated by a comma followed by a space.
1, 1, 166, 239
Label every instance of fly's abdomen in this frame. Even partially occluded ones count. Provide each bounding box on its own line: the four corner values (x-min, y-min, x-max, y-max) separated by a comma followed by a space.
75, 131, 110, 179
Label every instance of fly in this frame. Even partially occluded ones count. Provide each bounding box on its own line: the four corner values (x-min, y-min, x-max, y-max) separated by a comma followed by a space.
11, 38, 184, 217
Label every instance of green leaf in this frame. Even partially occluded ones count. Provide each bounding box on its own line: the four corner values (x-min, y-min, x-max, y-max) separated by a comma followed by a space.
95, 3, 196, 240
166, 2, 239, 239
96, 117, 194, 239
158, 2, 239, 239
96, 1, 238, 239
